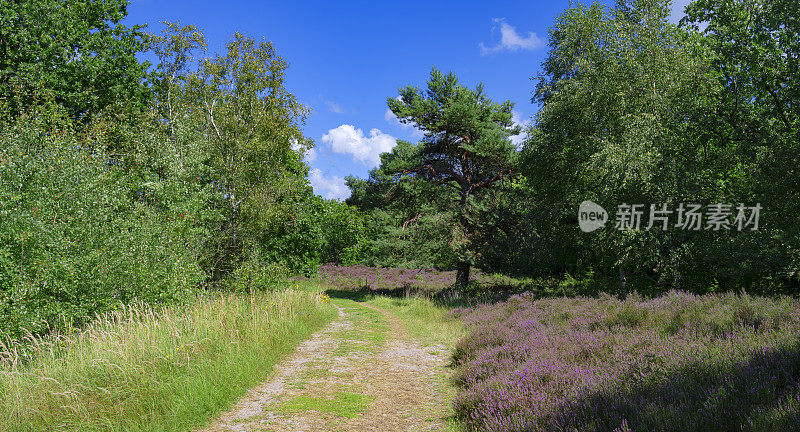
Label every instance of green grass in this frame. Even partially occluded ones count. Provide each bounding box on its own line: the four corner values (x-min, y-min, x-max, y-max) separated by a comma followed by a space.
363, 295, 465, 432
0, 287, 337, 432
365, 295, 464, 347
331, 300, 388, 355
277, 391, 375, 418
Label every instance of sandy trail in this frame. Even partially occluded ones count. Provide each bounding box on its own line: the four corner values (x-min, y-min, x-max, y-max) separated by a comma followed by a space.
198, 299, 452, 432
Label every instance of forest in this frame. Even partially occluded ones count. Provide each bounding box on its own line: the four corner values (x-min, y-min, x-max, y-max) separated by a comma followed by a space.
1, 0, 799, 431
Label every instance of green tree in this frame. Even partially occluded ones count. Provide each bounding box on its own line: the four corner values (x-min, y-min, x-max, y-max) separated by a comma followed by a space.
189, 33, 311, 281
149, 21, 208, 155
520, 0, 799, 293
0, 100, 203, 338
346, 164, 458, 269
684, 0, 800, 289
522, 0, 723, 292
0, 0, 149, 122
385, 68, 519, 288
315, 198, 368, 266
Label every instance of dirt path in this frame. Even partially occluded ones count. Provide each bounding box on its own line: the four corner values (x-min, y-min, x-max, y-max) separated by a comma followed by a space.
198, 299, 453, 432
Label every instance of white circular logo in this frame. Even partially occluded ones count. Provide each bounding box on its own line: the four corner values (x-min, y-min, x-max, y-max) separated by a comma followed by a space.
578, 201, 608, 233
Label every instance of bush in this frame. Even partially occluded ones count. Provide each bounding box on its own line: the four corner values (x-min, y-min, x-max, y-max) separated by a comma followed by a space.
0, 104, 203, 338
224, 258, 290, 293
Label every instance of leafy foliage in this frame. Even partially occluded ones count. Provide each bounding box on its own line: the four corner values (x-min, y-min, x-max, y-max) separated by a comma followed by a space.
683, 0, 800, 285
347, 167, 457, 269
0, 17, 347, 337
510, 0, 799, 293
0, 101, 202, 337
0, 0, 150, 122
350, 68, 519, 286
187, 33, 312, 280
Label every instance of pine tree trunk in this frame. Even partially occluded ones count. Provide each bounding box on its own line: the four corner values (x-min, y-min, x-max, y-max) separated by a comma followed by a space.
454, 183, 472, 290
619, 266, 628, 299
456, 260, 471, 290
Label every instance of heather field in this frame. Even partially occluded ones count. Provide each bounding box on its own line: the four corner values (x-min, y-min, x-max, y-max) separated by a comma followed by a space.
308, 265, 800, 432
450, 291, 800, 432
316, 263, 502, 294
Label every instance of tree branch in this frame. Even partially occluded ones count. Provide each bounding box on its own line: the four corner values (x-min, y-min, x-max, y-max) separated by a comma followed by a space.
473, 169, 511, 191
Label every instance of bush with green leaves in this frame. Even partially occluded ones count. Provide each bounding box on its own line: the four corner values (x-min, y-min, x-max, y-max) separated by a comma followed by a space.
0, 102, 203, 338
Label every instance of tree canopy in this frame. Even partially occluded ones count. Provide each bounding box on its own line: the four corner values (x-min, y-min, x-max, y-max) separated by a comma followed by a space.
380, 68, 520, 287
0, 0, 150, 121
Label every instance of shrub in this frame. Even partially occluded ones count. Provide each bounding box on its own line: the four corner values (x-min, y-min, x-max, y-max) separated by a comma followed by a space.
452, 291, 800, 432
224, 258, 290, 293
0, 104, 203, 338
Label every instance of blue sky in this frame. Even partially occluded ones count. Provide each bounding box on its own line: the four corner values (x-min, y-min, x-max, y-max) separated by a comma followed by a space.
125, 0, 692, 200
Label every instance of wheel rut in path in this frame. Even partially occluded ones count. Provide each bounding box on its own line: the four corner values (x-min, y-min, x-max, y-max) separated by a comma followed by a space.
198, 298, 452, 432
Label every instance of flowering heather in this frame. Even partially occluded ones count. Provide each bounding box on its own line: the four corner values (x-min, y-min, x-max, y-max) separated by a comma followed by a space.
317, 263, 489, 293
452, 291, 800, 432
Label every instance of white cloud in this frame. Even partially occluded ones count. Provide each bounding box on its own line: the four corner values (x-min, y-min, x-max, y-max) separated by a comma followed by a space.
384, 104, 425, 139
290, 139, 317, 163
510, 110, 531, 149
317, 94, 345, 114
480, 18, 544, 55
308, 168, 350, 200
321, 124, 397, 168
383, 108, 396, 124
324, 100, 344, 114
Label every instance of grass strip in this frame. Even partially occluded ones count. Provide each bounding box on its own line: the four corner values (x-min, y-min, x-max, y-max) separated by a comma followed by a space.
0, 288, 337, 432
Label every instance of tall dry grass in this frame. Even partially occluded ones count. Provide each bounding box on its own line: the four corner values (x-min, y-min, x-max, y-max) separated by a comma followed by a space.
0, 289, 336, 432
